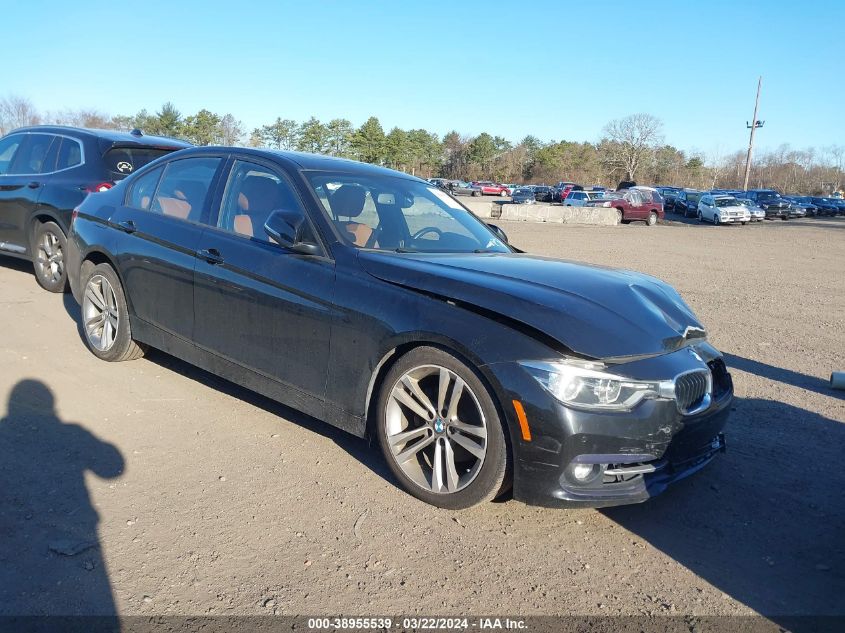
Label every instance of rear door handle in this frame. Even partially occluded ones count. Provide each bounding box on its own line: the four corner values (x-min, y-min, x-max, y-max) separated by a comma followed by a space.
116, 220, 137, 234
197, 248, 224, 265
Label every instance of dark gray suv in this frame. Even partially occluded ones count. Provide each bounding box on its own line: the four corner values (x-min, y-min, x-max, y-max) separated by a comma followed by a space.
0, 126, 189, 291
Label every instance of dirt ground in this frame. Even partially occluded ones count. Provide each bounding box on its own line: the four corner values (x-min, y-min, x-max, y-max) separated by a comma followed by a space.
0, 217, 843, 623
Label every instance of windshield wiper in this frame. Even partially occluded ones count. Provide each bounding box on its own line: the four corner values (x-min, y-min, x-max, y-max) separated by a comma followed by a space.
394, 247, 417, 253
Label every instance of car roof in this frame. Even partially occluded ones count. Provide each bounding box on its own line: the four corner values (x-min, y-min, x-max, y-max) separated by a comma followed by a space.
12, 125, 191, 148
162, 146, 428, 182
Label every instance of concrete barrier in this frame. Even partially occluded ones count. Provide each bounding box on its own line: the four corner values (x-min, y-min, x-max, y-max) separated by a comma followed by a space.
497, 203, 619, 226
460, 199, 499, 219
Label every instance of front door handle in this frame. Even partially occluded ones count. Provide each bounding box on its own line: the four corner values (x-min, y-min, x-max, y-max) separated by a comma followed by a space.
27, 181, 42, 189
197, 248, 224, 265
116, 220, 137, 234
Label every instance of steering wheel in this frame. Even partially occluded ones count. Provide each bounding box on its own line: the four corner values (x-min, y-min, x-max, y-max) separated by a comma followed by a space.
411, 226, 443, 241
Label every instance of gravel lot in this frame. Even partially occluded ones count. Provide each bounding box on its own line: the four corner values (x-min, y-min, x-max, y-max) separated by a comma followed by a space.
0, 217, 843, 623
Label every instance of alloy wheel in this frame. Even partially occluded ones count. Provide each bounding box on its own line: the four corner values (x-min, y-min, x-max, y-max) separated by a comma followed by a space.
385, 365, 488, 494
34, 231, 64, 285
82, 274, 119, 352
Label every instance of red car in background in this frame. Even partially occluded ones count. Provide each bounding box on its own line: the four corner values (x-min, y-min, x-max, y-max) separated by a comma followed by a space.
472, 181, 511, 196
586, 188, 665, 226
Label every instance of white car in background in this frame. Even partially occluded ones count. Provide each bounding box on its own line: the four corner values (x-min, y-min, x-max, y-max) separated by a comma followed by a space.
563, 190, 605, 206
698, 195, 750, 225
735, 197, 766, 222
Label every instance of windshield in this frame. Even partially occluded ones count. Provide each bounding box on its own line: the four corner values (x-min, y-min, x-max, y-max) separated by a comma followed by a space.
307, 172, 510, 253
715, 197, 739, 207
758, 191, 780, 199
686, 192, 702, 203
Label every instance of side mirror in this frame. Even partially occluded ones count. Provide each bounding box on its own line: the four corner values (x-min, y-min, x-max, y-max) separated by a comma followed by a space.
487, 223, 509, 244
264, 210, 320, 256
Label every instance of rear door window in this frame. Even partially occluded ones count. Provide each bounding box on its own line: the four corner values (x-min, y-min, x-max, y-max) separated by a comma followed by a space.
149, 157, 221, 223
127, 166, 164, 211
8, 134, 57, 174
103, 147, 174, 180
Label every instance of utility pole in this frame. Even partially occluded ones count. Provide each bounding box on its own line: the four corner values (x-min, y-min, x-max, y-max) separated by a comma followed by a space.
742, 76, 764, 191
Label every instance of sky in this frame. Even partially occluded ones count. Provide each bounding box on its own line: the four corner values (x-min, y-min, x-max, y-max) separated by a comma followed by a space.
5, 0, 844, 157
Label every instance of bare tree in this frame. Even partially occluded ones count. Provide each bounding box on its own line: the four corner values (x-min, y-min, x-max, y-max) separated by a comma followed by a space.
219, 113, 244, 146
46, 108, 113, 129
600, 113, 664, 181
0, 95, 41, 135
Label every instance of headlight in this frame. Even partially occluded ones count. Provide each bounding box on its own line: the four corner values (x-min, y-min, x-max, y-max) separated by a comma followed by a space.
519, 360, 673, 411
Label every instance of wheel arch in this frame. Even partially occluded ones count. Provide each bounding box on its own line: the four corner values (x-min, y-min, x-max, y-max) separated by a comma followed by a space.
79, 249, 135, 316
362, 337, 514, 450
29, 209, 66, 245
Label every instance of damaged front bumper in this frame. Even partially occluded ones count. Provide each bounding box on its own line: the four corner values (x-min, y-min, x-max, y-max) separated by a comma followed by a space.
486, 345, 734, 509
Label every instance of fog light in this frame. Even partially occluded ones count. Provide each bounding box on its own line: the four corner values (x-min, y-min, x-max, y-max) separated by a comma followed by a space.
571, 463, 594, 481
563, 462, 605, 486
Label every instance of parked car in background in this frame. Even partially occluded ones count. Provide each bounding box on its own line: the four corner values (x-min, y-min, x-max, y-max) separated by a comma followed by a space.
532, 185, 555, 202
674, 189, 704, 218
0, 125, 190, 292
428, 178, 450, 190
472, 181, 510, 196
809, 197, 841, 216
449, 181, 482, 197
736, 189, 790, 220
586, 188, 664, 225
67, 146, 733, 509
511, 188, 536, 204
697, 195, 750, 225
563, 190, 604, 206
827, 198, 845, 215
656, 186, 682, 210
735, 197, 765, 222
552, 182, 583, 202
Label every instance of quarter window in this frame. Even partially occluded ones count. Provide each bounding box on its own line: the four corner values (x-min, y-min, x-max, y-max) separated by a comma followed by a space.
150, 157, 221, 222
0, 134, 24, 175
217, 160, 310, 243
55, 137, 83, 170
128, 167, 164, 210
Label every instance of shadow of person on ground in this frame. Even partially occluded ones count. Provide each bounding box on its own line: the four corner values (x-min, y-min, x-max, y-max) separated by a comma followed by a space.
604, 397, 845, 625
723, 353, 843, 400
0, 380, 123, 616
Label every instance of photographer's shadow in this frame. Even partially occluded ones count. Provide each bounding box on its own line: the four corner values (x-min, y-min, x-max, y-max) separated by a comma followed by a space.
0, 380, 123, 616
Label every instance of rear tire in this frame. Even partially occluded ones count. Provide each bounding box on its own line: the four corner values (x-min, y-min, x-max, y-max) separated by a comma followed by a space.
647, 211, 657, 226
376, 346, 509, 510
32, 221, 68, 293
81, 263, 146, 362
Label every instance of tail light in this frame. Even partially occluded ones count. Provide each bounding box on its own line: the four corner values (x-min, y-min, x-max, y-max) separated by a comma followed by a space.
87, 182, 114, 193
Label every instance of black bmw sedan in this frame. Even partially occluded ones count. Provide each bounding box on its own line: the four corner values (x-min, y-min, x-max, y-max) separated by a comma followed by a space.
67, 147, 732, 510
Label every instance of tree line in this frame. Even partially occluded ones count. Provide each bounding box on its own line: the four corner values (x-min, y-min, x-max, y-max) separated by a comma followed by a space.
1, 94, 842, 195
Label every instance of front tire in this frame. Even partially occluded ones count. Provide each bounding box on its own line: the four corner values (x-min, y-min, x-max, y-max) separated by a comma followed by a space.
32, 221, 68, 293
376, 346, 509, 509
81, 263, 146, 362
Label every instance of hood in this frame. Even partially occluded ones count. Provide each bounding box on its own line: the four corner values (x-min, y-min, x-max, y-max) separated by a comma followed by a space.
358, 251, 705, 360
